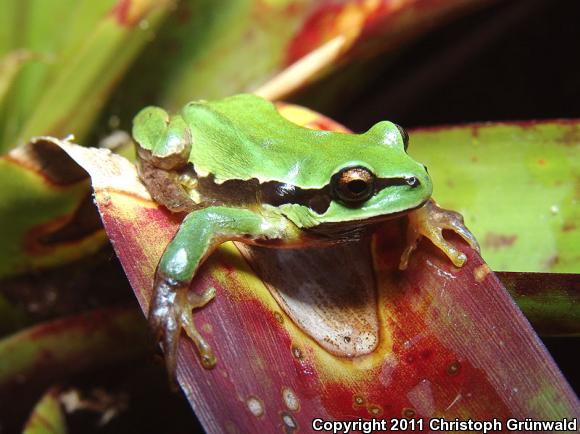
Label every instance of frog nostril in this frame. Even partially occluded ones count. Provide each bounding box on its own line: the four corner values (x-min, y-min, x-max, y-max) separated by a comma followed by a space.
406, 176, 419, 187
422, 164, 429, 174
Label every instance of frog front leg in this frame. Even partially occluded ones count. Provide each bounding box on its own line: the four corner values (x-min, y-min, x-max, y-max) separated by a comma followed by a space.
150, 206, 291, 377
399, 200, 480, 270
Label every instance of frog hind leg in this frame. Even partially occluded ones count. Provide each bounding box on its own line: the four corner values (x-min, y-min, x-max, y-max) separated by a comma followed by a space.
137, 158, 197, 213
399, 200, 480, 270
149, 206, 289, 380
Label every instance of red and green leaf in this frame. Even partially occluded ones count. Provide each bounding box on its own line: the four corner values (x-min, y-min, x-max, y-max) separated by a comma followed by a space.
0, 142, 104, 279
45, 103, 578, 432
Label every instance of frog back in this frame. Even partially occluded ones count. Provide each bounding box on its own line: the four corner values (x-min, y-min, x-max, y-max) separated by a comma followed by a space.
182, 94, 396, 189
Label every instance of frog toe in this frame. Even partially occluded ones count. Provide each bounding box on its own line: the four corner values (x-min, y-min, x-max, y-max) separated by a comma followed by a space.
181, 288, 217, 370
440, 211, 480, 253
149, 276, 217, 381
401, 200, 478, 269
148, 277, 184, 381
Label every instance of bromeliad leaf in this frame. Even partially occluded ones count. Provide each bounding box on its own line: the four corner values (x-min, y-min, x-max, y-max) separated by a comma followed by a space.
0, 141, 105, 278
21, 388, 67, 434
411, 121, 580, 273
41, 104, 578, 432
0, 0, 176, 153
0, 306, 149, 430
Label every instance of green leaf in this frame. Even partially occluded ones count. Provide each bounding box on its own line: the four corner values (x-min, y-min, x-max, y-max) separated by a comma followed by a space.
22, 388, 67, 434
0, 293, 31, 336
0, 140, 105, 278
0, 306, 149, 388
0, 0, 175, 153
410, 121, 579, 273
107, 0, 494, 121
0, 50, 37, 108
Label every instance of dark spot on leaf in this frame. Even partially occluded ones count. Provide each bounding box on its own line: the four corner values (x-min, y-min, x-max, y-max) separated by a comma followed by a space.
15, 139, 89, 186
280, 411, 298, 434
40, 194, 103, 245
562, 222, 576, 232
291, 346, 303, 360
26, 194, 103, 254
352, 395, 365, 408
483, 232, 517, 250
367, 404, 383, 416
544, 255, 559, 269
559, 125, 580, 147
447, 360, 461, 375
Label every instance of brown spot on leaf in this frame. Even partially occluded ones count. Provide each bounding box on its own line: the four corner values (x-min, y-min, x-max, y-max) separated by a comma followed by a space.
483, 232, 517, 250
352, 394, 365, 409
559, 125, 580, 147
274, 312, 284, 324
367, 404, 383, 416
562, 222, 576, 232
291, 346, 303, 360
224, 421, 239, 434
26, 194, 103, 255
447, 360, 461, 376
5, 139, 88, 187
281, 411, 298, 434
544, 255, 559, 269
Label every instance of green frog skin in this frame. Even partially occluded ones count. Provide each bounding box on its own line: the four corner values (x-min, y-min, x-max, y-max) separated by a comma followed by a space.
132, 94, 479, 377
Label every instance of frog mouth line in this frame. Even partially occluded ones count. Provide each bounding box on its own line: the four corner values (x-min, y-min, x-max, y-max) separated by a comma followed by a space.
302, 197, 429, 242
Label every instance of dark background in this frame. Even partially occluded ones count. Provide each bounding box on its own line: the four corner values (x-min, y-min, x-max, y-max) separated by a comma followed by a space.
337, 0, 580, 130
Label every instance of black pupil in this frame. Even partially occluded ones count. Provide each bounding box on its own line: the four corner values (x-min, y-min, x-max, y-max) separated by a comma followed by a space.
348, 179, 368, 195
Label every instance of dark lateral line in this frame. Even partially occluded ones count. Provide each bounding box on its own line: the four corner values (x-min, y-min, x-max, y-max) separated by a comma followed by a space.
260, 181, 332, 214
260, 177, 412, 215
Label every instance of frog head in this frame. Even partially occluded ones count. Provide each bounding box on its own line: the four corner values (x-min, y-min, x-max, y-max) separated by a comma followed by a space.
275, 121, 432, 232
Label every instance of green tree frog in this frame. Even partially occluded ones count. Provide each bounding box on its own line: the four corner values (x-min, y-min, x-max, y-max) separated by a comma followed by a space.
132, 94, 478, 376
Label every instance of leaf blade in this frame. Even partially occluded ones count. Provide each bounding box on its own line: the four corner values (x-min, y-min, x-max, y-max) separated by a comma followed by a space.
410, 120, 580, 273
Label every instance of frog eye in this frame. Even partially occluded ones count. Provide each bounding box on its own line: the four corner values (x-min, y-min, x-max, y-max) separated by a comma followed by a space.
395, 124, 409, 151
332, 166, 376, 205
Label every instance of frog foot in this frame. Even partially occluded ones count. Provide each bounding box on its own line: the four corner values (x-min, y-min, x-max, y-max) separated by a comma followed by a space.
399, 200, 480, 270
148, 275, 217, 381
